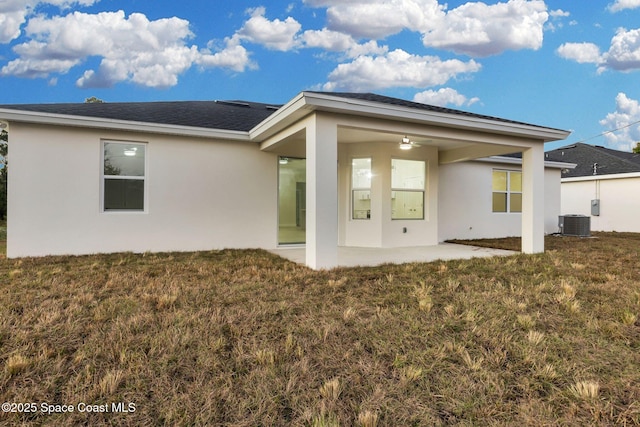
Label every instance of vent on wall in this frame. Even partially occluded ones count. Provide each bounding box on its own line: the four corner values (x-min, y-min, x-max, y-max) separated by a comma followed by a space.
558, 215, 591, 237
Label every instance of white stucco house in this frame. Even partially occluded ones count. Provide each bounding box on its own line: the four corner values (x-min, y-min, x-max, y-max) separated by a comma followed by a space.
0, 92, 570, 269
546, 143, 640, 233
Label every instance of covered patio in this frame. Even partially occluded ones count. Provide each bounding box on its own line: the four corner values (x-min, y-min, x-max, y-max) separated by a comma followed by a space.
270, 243, 516, 268
252, 92, 570, 270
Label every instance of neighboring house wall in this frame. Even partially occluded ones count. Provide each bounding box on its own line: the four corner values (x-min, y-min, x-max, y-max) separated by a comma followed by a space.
7, 123, 278, 257
561, 173, 640, 233
438, 160, 562, 241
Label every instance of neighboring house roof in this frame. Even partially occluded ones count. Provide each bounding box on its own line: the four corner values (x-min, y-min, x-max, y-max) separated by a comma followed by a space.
544, 142, 640, 177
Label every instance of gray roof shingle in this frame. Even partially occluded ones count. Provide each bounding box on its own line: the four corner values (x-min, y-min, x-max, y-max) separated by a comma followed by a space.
0, 92, 567, 134
0, 100, 281, 132
545, 143, 640, 177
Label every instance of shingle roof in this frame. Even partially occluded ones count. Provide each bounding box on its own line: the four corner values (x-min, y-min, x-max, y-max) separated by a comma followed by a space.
0, 92, 568, 135
544, 143, 640, 177
0, 100, 281, 132
311, 92, 566, 131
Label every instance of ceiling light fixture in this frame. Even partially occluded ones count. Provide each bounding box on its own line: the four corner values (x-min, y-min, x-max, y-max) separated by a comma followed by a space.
279, 157, 289, 165
124, 147, 138, 156
399, 136, 412, 150
0, 122, 7, 130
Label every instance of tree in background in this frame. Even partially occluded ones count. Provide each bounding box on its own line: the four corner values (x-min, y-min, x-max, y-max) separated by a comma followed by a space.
0, 128, 7, 220
85, 96, 104, 103
633, 142, 640, 154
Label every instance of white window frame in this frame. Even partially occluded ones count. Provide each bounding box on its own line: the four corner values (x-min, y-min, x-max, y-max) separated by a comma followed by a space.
351, 157, 372, 220
391, 158, 425, 220
101, 140, 148, 213
492, 169, 522, 214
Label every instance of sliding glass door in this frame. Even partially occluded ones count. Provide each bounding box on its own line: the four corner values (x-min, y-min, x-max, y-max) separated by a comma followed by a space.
278, 157, 306, 244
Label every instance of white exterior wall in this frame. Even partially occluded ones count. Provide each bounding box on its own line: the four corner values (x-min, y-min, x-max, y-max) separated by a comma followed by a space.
8, 123, 278, 257
438, 160, 562, 241
561, 174, 640, 232
544, 167, 562, 234
338, 142, 439, 248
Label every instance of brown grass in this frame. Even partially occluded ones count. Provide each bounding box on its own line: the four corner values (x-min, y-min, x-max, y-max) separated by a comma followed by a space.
0, 233, 639, 425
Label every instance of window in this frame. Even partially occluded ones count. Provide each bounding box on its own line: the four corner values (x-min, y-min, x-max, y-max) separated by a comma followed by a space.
492, 170, 522, 213
352, 158, 371, 219
391, 159, 425, 220
103, 141, 146, 211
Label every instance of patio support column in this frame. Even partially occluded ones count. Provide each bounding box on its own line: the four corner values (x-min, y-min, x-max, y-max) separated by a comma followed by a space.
306, 114, 338, 269
521, 144, 545, 254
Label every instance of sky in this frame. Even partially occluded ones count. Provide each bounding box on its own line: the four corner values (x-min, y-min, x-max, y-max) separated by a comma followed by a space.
1, 1, 640, 151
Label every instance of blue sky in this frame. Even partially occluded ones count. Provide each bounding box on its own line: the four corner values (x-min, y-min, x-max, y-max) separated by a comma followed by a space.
1, 0, 640, 151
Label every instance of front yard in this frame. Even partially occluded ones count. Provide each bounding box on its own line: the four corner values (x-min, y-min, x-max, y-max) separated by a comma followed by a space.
1, 233, 639, 425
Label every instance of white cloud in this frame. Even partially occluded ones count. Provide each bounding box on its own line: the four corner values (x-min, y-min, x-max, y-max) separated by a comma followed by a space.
546, 9, 570, 32
301, 28, 387, 58
603, 27, 640, 72
322, 49, 481, 92
556, 42, 603, 64
236, 6, 302, 51
198, 36, 256, 72
608, 0, 640, 12
599, 93, 640, 150
0, 0, 99, 43
549, 9, 570, 18
323, 0, 446, 39
309, 0, 549, 57
558, 28, 640, 73
1, 10, 252, 88
421, 0, 549, 57
413, 88, 479, 107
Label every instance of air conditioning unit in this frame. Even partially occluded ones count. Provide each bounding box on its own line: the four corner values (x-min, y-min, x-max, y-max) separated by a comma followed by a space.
558, 215, 591, 237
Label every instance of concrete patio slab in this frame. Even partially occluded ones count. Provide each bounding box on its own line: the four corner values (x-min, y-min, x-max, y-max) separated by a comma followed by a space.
269, 243, 516, 268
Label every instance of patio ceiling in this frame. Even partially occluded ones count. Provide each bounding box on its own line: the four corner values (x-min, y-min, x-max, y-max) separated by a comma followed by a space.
259, 122, 525, 163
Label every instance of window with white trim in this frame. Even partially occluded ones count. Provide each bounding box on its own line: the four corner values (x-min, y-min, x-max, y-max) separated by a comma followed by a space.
102, 141, 146, 211
391, 159, 425, 220
352, 158, 371, 219
492, 170, 522, 213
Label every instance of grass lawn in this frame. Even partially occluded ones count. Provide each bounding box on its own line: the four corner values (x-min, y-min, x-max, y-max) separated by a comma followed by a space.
1, 233, 639, 426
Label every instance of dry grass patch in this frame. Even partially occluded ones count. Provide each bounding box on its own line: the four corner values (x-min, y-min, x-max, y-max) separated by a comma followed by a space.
5, 354, 30, 376
1, 235, 639, 425
568, 380, 600, 400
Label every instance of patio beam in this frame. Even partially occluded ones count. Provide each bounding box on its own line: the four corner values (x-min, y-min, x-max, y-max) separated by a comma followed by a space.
439, 143, 527, 164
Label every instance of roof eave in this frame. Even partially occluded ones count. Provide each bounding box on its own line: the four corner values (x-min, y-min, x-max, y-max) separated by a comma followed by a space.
0, 108, 250, 141
249, 92, 309, 141
250, 91, 570, 143
562, 171, 640, 182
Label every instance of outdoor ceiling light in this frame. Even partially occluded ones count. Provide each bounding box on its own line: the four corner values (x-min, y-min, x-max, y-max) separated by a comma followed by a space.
0, 121, 7, 130
279, 157, 289, 165
124, 147, 138, 156
399, 136, 412, 150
